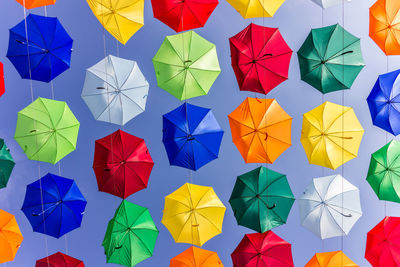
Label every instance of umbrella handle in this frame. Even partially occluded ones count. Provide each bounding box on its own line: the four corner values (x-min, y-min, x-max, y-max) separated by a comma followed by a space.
30, 129, 38, 133
183, 60, 192, 64
115, 245, 123, 249
192, 224, 199, 227
96, 86, 106, 90
267, 204, 276, 209
339, 50, 353, 56
187, 137, 195, 141
261, 53, 273, 58
341, 212, 352, 218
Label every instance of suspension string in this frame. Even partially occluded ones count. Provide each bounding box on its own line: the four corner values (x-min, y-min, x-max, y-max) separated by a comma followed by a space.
116, 39, 120, 57
341, 0, 345, 262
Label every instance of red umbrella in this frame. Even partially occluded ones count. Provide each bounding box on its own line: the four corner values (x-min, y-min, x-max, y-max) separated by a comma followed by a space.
231, 231, 294, 267
0, 62, 4, 97
36, 252, 84, 267
151, 0, 218, 32
229, 23, 292, 95
93, 129, 154, 199
366, 216, 400, 267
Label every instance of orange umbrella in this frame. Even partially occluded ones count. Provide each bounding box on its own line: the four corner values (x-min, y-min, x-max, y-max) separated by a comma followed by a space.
15, 0, 56, 9
228, 97, 292, 163
370, 0, 400, 55
0, 209, 23, 264
170, 246, 223, 267
305, 251, 358, 267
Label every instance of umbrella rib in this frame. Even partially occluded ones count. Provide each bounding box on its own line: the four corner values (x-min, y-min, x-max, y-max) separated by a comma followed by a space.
254, 52, 292, 80
327, 202, 361, 215
325, 135, 357, 158
184, 3, 204, 28
119, 91, 145, 112
28, 17, 48, 48
94, 94, 119, 121
195, 210, 223, 232
87, 69, 118, 89
254, 29, 278, 59
10, 30, 46, 52
124, 164, 147, 189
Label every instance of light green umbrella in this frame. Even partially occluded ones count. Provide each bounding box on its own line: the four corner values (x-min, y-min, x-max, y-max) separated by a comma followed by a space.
152, 30, 221, 100
0, 139, 15, 189
14, 97, 80, 164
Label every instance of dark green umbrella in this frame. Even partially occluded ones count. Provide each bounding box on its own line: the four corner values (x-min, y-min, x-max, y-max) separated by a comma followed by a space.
297, 24, 365, 94
229, 167, 295, 233
0, 139, 15, 189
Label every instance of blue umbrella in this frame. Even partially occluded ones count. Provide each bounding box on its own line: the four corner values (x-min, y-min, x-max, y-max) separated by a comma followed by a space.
21, 173, 86, 238
162, 103, 224, 171
7, 14, 73, 83
367, 69, 400, 135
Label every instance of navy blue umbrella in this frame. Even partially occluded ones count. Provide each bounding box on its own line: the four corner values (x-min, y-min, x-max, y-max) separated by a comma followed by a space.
7, 14, 73, 83
162, 103, 224, 171
367, 69, 400, 135
21, 173, 86, 238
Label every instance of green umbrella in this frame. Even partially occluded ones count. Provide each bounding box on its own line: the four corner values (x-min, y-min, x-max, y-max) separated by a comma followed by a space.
0, 139, 15, 188
367, 140, 400, 203
229, 167, 295, 233
103, 200, 159, 267
152, 30, 221, 100
14, 97, 80, 164
297, 24, 365, 94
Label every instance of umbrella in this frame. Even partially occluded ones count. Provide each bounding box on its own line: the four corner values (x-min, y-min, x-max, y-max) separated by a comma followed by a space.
87, 0, 144, 45
93, 129, 154, 199
162, 103, 224, 171
229, 23, 292, 95
228, 97, 292, 164
15, 0, 55, 9
0, 62, 4, 97
151, 0, 218, 32
310, 0, 350, 8
226, 0, 285, 19
14, 97, 80, 164
7, 14, 73, 83
297, 24, 365, 94
21, 173, 87, 238
370, 0, 400, 55
301, 101, 364, 170
0, 139, 15, 189
170, 246, 223, 266
305, 251, 357, 267
152, 31, 221, 100
299, 175, 362, 239
366, 216, 400, 266
103, 200, 159, 267
162, 183, 226, 246
36, 252, 84, 267
367, 69, 400, 135
229, 166, 295, 233
82, 55, 149, 126
231, 231, 294, 267
0, 209, 23, 264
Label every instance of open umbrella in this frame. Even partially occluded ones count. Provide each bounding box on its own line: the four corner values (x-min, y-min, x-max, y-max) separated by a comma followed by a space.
82, 55, 149, 126
301, 101, 364, 170
153, 31, 221, 100
231, 231, 294, 267
103, 200, 159, 267
367, 69, 400, 135
21, 173, 87, 238
305, 251, 357, 267
229, 23, 292, 95
162, 183, 226, 246
299, 175, 362, 239
87, 0, 144, 45
0, 62, 4, 97
226, 0, 285, 18
93, 129, 154, 199
228, 97, 292, 164
162, 103, 224, 171
170, 246, 223, 267
0, 139, 15, 189
7, 14, 73, 83
229, 167, 295, 233
297, 24, 364, 94
15, 0, 55, 9
14, 97, 80, 164
0, 209, 23, 264
36, 252, 84, 267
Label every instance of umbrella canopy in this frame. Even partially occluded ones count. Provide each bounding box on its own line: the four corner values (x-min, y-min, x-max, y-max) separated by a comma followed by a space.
93, 129, 154, 199
162, 183, 226, 247
170, 246, 223, 267
7, 14, 73, 83
301, 101, 364, 170
21, 173, 87, 238
297, 24, 364, 94
15, 0, 55, 9
229, 167, 295, 233
14, 97, 80, 164
367, 69, 400, 135
0, 139, 15, 189
0, 209, 23, 264
226, 0, 285, 18
310, 0, 348, 8
87, 0, 144, 45
151, 0, 218, 32
36, 252, 84, 267
229, 23, 292, 95
82, 55, 149, 126
228, 97, 292, 164
162, 103, 224, 171
231, 231, 294, 267
153, 31, 221, 100
103, 200, 159, 267
305, 251, 357, 267
0, 62, 4, 97
299, 175, 362, 239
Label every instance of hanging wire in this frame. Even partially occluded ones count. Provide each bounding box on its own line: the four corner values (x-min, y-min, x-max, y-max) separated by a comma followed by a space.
341, 0, 345, 263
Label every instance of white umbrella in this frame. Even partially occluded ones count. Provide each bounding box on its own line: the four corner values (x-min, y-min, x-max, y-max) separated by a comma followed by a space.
299, 175, 362, 239
311, 0, 352, 8
82, 55, 149, 126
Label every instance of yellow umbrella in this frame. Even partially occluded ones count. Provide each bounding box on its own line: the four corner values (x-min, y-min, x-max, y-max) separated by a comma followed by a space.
226, 0, 285, 19
301, 101, 364, 170
87, 0, 144, 45
161, 183, 226, 247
